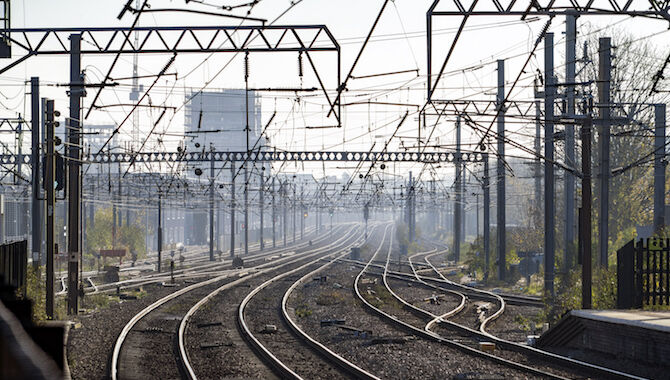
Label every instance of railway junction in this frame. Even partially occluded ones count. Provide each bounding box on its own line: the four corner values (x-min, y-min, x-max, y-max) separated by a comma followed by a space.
2, 0, 670, 379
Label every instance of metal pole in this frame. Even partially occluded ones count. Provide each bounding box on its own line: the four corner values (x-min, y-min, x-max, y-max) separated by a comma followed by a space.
654, 104, 666, 231
209, 152, 214, 261
544, 32, 556, 297
112, 175, 117, 246
293, 183, 296, 243
483, 154, 490, 282
581, 115, 593, 309
244, 54, 250, 257
496, 59, 506, 281
300, 184, 304, 240
31, 77, 41, 270
244, 164, 248, 256
45, 99, 55, 319
598, 37, 611, 268
272, 176, 276, 248
409, 171, 414, 242
216, 200, 221, 254
454, 115, 462, 262
476, 193, 480, 237
259, 168, 264, 250
316, 185, 321, 232
283, 182, 287, 247
117, 162, 122, 228
431, 180, 436, 233
66, 34, 82, 315
462, 172, 467, 242
157, 192, 162, 272
230, 162, 236, 257
565, 13, 577, 270
534, 99, 542, 211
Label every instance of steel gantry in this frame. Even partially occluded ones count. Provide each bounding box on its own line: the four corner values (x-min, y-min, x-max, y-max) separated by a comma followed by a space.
0, 19, 343, 315
0, 24, 342, 124
0, 150, 486, 166
426, 0, 670, 297
427, 0, 670, 101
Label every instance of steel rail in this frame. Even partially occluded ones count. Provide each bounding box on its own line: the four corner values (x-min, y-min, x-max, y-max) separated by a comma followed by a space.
279, 226, 390, 380
423, 250, 505, 335
418, 244, 649, 380
353, 232, 570, 380
180, 223, 366, 379
84, 226, 320, 295
407, 249, 466, 327
340, 258, 542, 307
110, 223, 351, 380
232, 224, 366, 380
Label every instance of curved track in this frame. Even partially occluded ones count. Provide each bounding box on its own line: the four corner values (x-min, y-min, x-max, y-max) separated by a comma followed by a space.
110, 224, 352, 380
230, 223, 379, 380
389, 242, 648, 380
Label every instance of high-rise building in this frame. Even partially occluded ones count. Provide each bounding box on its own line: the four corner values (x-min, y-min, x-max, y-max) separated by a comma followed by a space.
183, 90, 264, 245
184, 90, 264, 152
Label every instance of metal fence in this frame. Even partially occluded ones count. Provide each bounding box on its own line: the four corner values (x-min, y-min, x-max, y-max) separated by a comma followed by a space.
617, 238, 670, 308
0, 240, 27, 291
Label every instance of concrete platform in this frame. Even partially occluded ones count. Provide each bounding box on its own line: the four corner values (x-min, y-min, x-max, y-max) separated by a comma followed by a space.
537, 309, 670, 365
572, 309, 670, 333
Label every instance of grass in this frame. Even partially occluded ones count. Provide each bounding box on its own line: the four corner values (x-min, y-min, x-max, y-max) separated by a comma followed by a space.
365, 284, 401, 310
315, 290, 345, 306
295, 304, 312, 318
80, 293, 120, 312
18, 266, 68, 322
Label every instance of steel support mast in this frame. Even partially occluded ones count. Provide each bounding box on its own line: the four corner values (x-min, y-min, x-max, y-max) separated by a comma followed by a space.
66, 34, 82, 315
496, 60, 506, 281
544, 33, 556, 297
565, 14, 577, 269
597, 37, 611, 268
30, 77, 40, 269
654, 104, 666, 231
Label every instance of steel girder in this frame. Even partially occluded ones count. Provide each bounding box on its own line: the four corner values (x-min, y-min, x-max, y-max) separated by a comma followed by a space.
0, 150, 486, 165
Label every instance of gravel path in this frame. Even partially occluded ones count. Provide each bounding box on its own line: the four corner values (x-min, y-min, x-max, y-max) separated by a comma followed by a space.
185, 275, 279, 379
117, 274, 242, 380
245, 260, 351, 380
385, 277, 461, 317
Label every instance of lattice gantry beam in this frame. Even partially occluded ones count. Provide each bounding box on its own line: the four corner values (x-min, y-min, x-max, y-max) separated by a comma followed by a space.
429, 0, 670, 17
0, 151, 486, 165
426, 0, 670, 100
0, 25, 339, 75
430, 99, 538, 118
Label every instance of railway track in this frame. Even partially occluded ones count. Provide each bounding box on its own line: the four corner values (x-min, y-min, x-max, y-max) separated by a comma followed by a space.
228, 224, 383, 380
70, 227, 323, 297
277, 227, 389, 380
355, 236, 616, 379
109, 223, 354, 380
387, 243, 648, 380
177, 222, 374, 380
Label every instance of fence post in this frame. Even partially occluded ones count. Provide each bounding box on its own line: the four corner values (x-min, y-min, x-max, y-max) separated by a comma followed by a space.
635, 239, 644, 308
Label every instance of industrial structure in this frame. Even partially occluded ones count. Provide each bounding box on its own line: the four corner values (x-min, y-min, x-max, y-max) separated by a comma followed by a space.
1, 0, 670, 379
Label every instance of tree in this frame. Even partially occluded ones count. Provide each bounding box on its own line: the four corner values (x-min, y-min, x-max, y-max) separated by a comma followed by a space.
85, 207, 147, 263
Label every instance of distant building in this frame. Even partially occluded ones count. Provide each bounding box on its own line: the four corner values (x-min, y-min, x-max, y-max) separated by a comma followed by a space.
183, 90, 265, 245
184, 90, 264, 152
84, 124, 118, 154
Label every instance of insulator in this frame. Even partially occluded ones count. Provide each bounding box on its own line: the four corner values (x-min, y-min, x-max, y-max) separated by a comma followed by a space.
244, 52, 250, 80
298, 51, 304, 78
